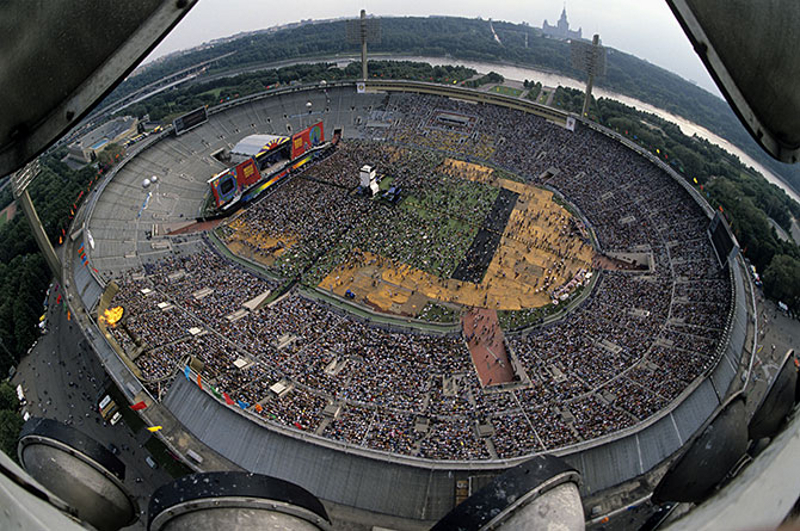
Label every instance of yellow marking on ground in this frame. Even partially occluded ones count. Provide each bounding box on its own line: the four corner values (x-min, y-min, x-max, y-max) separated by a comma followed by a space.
319, 161, 594, 313
222, 226, 299, 268
440, 158, 497, 186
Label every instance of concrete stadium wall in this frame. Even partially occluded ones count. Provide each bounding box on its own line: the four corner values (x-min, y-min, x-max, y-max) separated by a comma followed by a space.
163, 256, 749, 515
166, 376, 459, 521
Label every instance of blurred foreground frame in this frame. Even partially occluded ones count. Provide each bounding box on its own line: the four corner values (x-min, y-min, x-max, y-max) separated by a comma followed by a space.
667, 0, 800, 163
0, 0, 198, 178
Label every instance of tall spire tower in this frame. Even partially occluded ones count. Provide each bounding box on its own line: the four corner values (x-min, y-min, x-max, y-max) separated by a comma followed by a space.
542, 4, 582, 40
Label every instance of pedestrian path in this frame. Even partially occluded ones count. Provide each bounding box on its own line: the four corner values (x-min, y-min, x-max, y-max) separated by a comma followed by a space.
462, 308, 515, 387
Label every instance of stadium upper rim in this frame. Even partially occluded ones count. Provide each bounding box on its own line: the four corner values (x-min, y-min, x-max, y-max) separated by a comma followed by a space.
76, 79, 745, 469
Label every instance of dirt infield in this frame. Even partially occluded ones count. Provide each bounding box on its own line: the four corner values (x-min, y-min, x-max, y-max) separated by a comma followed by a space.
319, 160, 594, 314
220, 216, 299, 268
462, 308, 515, 387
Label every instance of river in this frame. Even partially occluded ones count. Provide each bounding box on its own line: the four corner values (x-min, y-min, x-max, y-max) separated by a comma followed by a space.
346, 55, 800, 205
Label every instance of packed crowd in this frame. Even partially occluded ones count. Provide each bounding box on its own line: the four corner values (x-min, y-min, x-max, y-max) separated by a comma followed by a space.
221, 139, 503, 283
220, 176, 375, 279
102, 92, 733, 460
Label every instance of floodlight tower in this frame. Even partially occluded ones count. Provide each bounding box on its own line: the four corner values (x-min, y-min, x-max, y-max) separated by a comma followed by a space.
359, 10, 368, 81
346, 10, 381, 81
570, 34, 606, 117
12, 161, 62, 282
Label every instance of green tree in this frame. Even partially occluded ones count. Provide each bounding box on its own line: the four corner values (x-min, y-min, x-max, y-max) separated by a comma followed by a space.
97, 143, 125, 169
762, 255, 800, 312
0, 381, 17, 410
0, 409, 23, 460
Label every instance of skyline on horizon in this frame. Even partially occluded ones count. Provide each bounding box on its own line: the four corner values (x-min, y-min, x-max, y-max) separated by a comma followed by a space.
144, 1, 721, 98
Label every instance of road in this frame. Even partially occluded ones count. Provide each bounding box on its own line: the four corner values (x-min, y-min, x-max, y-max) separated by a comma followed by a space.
11, 283, 175, 529
746, 293, 799, 414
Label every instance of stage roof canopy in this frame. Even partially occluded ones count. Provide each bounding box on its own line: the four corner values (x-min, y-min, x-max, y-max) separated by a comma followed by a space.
231, 135, 290, 158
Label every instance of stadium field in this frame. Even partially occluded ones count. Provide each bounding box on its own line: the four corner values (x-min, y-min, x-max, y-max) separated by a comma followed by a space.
317, 155, 594, 314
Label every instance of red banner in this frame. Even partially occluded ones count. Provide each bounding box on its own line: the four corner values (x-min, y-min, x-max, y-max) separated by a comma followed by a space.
235, 158, 261, 188
290, 121, 324, 159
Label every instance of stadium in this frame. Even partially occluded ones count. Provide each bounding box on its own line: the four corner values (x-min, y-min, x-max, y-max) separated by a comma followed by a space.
67, 80, 750, 523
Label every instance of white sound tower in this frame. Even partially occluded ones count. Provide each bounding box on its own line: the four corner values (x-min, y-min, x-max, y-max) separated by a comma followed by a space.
360, 164, 380, 196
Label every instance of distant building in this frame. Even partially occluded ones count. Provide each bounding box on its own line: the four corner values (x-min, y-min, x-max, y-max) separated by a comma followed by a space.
542, 6, 582, 41
67, 116, 138, 163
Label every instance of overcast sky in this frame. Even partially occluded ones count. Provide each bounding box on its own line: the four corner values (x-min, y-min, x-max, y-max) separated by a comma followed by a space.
147, 0, 720, 97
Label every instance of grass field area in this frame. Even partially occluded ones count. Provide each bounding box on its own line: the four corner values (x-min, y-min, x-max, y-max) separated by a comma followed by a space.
498, 300, 560, 330
340, 171, 497, 279
412, 172, 499, 223
379, 175, 395, 191
300, 163, 499, 286
489, 85, 524, 97
313, 194, 479, 282
418, 302, 460, 323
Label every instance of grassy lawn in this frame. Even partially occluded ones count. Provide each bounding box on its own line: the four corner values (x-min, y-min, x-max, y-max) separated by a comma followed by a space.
489, 85, 524, 97
303, 170, 500, 283
379, 175, 395, 191
407, 173, 499, 227
498, 305, 555, 330
538, 90, 550, 104
417, 302, 460, 323
392, 199, 477, 276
